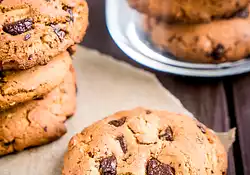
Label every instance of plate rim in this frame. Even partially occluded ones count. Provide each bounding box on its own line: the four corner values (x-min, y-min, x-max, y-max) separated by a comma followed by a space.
105, 0, 250, 77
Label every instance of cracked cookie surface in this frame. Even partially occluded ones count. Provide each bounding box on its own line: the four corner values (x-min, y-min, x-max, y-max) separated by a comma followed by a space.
128, 0, 248, 23
0, 67, 76, 156
0, 0, 88, 70
143, 4, 250, 63
62, 108, 227, 175
0, 51, 72, 111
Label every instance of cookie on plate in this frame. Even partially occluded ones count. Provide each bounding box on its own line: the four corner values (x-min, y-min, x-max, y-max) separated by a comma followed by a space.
0, 68, 76, 156
143, 5, 250, 63
0, 0, 88, 70
62, 108, 227, 175
0, 51, 72, 111
128, 0, 248, 23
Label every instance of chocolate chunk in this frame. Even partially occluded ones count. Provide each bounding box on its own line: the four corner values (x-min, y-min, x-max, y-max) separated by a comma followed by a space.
43, 126, 47, 132
0, 62, 3, 71
0, 72, 6, 84
28, 54, 33, 60
0, 71, 5, 78
147, 158, 175, 175
0, 0, 3, 3
24, 33, 31, 41
32, 95, 44, 100
108, 117, 126, 127
210, 44, 225, 60
3, 140, 15, 147
146, 110, 152, 114
3, 142, 12, 146
63, 6, 74, 22
88, 152, 94, 158
99, 155, 117, 175
116, 135, 127, 153
51, 25, 66, 41
3, 18, 33, 36
197, 123, 206, 134
159, 126, 174, 141
235, 8, 249, 18
67, 45, 76, 55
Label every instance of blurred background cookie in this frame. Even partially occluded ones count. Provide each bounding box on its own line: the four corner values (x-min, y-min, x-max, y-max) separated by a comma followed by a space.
128, 0, 248, 23
143, 5, 250, 63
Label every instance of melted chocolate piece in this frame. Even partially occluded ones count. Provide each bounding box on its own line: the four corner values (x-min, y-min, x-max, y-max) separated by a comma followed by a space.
3, 18, 33, 36
147, 158, 175, 175
108, 117, 126, 127
99, 155, 117, 175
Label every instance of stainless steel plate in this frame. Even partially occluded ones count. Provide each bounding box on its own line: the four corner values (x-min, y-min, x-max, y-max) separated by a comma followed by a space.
105, 0, 250, 77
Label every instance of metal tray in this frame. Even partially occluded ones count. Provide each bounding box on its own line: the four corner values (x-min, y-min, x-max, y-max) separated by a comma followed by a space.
105, 0, 250, 77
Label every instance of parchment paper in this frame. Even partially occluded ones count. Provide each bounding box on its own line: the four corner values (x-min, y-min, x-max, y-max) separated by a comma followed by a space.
0, 46, 234, 175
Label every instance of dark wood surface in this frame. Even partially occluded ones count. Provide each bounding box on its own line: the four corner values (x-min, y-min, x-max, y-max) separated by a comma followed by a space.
82, 0, 250, 174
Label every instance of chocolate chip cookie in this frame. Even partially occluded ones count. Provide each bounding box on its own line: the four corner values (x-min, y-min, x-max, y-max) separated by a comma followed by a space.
143, 5, 250, 63
128, 0, 248, 23
0, 0, 88, 70
0, 68, 76, 156
0, 51, 72, 111
62, 108, 227, 175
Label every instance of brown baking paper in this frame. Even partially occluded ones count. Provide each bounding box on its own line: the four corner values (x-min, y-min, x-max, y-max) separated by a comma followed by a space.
0, 46, 235, 175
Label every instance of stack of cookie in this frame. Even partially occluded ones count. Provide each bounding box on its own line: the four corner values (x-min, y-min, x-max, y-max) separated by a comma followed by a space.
128, 0, 250, 63
0, 0, 88, 156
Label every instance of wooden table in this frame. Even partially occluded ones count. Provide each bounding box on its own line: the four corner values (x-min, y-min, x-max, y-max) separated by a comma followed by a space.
82, 1, 249, 174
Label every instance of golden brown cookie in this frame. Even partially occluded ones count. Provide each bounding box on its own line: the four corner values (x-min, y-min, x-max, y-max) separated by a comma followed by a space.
62, 108, 227, 175
128, 0, 248, 23
143, 5, 250, 63
0, 0, 88, 70
0, 68, 76, 156
0, 51, 72, 111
